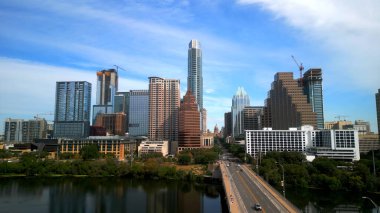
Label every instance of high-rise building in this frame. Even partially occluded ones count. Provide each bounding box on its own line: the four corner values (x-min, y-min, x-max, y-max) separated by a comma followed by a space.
187, 39, 205, 132
231, 87, 250, 137
265, 72, 317, 130
224, 112, 232, 137
114, 91, 130, 132
94, 113, 126, 136
129, 90, 149, 136
243, 106, 264, 131
178, 91, 201, 151
93, 69, 118, 122
54, 81, 91, 138
201, 108, 207, 133
188, 40, 203, 110
4, 118, 47, 143
303, 69, 324, 129
376, 89, 380, 139
148, 77, 180, 141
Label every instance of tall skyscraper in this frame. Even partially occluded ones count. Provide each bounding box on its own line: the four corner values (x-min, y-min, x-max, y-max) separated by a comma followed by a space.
4, 118, 47, 142
178, 91, 201, 151
376, 89, 380, 139
129, 90, 149, 136
93, 69, 118, 122
224, 112, 232, 137
265, 72, 316, 129
148, 77, 180, 141
54, 81, 91, 138
187, 39, 205, 131
231, 87, 250, 137
303, 68, 324, 129
188, 39, 203, 110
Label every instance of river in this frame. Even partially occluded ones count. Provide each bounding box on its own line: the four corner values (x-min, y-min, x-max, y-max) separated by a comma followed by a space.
0, 177, 379, 213
0, 177, 228, 213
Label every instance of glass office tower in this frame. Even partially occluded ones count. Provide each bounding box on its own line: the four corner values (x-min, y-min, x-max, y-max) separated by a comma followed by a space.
54, 81, 91, 138
303, 69, 324, 129
129, 90, 149, 136
231, 87, 250, 137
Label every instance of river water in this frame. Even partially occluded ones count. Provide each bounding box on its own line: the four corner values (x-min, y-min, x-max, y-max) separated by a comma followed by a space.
0, 177, 379, 213
0, 177, 228, 213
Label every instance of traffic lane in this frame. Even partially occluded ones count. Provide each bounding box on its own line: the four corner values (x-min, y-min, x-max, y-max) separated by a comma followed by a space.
227, 164, 278, 213
232, 170, 265, 213
239, 168, 279, 212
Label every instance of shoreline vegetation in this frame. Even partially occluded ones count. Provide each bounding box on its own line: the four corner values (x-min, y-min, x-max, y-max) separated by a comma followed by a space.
1, 140, 380, 193
0, 145, 222, 182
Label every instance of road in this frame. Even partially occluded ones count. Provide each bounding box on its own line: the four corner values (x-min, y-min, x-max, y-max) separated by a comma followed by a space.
223, 161, 300, 213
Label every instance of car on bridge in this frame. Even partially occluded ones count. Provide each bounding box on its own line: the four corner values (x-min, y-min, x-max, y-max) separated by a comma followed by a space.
253, 203, 262, 211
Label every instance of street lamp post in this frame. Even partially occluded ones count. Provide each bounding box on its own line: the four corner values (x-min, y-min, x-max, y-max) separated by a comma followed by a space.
362, 196, 379, 213
276, 162, 285, 198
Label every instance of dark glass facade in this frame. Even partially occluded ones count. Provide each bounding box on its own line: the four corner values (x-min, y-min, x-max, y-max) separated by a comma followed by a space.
54, 81, 91, 138
303, 69, 325, 129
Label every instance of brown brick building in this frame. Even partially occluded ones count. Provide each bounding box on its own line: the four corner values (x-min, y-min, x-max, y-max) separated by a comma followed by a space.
178, 91, 201, 150
265, 72, 317, 129
94, 113, 126, 136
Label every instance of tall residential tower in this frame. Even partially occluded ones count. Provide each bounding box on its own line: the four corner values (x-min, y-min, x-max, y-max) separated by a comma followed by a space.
187, 40, 205, 131
93, 69, 118, 122
54, 81, 92, 138
148, 77, 180, 142
303, 68, 324, 129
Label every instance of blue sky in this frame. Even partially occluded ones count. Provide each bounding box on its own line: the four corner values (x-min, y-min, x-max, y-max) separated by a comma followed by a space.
0, 0, 379, 133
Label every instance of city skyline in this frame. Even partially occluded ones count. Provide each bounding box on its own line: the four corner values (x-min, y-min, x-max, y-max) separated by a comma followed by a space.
0, 1, 379, 133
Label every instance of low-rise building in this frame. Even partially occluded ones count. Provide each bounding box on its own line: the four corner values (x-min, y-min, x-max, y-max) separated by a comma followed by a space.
359, 134, 380, 153
245, 125, 360, 161
138, 140, 169, 157
201, 133, 214, 148
60, 136, 139, 160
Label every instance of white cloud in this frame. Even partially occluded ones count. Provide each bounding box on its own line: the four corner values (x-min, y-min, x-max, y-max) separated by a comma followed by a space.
237, 0, 380, 91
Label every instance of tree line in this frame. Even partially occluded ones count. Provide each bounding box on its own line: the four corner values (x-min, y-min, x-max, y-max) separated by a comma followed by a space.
257, 151, 380, 192
0, 144, 222, 181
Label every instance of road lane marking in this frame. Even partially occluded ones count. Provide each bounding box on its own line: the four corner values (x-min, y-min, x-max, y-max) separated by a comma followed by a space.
242, 165, 299, 213
236, 170, 266, 213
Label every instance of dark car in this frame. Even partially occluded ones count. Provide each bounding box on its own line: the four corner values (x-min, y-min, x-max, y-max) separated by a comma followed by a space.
253, 203, 262, 211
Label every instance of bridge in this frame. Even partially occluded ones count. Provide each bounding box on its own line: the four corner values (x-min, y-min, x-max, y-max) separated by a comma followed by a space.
219, 160, 301, 213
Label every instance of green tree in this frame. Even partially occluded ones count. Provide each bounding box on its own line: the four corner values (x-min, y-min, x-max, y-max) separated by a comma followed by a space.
178, 153, 191, 165
80, 145, 100, 160
0, 150, 12, 159
312, 158, 337, 176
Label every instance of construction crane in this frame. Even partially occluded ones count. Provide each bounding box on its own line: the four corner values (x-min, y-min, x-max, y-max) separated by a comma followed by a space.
34, 112, 54, 120
335, 115, 349, 121
291, 55, 304, 86
113, 65, 127, 73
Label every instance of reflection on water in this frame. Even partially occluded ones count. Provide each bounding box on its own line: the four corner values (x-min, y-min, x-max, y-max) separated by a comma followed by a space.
0, 177, 227, 213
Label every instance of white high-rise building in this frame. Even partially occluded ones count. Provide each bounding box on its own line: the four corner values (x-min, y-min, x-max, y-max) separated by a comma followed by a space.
188, 39, 205, 131
231, 87, 250, 137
